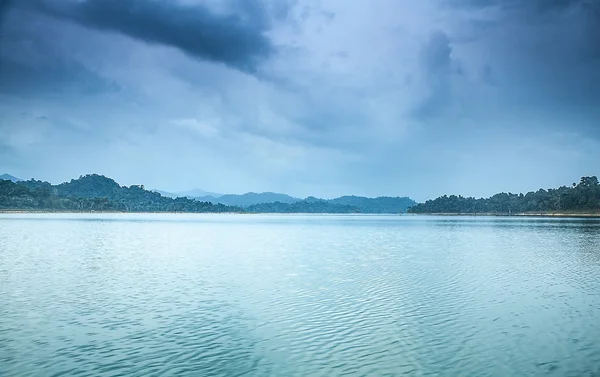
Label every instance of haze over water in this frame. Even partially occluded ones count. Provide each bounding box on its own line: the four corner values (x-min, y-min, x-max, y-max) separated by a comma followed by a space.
1, 214, 599, 376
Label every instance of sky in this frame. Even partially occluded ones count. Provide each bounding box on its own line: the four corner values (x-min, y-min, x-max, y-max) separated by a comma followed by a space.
0, 0, 599, 201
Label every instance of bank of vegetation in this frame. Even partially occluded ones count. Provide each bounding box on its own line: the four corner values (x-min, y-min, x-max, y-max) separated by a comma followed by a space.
408, 176, 600, 215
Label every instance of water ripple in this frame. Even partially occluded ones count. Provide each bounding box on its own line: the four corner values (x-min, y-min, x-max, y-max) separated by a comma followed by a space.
1, 214, 600, 376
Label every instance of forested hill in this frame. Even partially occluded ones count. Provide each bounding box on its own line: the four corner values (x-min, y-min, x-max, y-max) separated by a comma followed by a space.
408, 176, 600, 215
0, 174, 239, 212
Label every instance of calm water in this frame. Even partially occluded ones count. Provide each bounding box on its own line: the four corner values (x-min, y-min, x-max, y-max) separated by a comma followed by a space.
1, 214, 599, 377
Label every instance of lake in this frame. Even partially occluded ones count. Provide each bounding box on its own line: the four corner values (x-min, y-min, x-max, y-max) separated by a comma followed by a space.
1, 213, 599, 376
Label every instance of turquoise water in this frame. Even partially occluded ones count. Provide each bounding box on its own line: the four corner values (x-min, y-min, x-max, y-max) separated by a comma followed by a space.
1, 213, 599, 376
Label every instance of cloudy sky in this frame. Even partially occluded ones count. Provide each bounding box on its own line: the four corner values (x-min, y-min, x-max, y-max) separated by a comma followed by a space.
0, 0, 598, 201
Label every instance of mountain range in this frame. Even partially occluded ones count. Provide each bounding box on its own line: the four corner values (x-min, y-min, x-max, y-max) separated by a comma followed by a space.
152, 188, 222, 199
171, 190, 415, 213
0, 174, 22, 182
1, 173, 416, 213
196, 192, 301, 207
154, 187, 415, 213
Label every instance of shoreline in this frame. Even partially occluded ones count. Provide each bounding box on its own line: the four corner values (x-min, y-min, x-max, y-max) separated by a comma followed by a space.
1, 210, 599, 218
0, 210, 246, 214
409, 212, 600, 218
0, 210, 388, 215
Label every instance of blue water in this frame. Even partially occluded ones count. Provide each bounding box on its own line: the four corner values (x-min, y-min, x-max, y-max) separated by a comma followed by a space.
1, 213, 599, 376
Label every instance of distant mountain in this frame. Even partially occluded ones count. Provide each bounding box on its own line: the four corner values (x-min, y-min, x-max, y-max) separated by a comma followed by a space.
247, 196, 416, 214
155, 190, 414, 213
328, 196, 416, 214
197, 192, 301, 207
179, 189, 222, 198
151, 189, 179, 198
0, 173, 22, 182
151, 188, 222, 199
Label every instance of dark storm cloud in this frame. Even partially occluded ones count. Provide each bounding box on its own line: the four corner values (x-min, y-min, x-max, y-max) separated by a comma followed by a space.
420, 31, 452, 74
412, 30, 460, 120
427, 0, 600, 133
0, 52, 119, 97
445, 0, 594, 11
0, 0, 11, 24
1, 0, 599, 199
13, 0, 276, 72
0, 0, 8, 15
0, 10, 119, 97
446, 0, 599, 55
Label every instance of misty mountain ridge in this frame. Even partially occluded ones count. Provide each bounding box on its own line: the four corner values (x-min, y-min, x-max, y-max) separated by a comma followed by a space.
151, 186, 415, 212
194, 193, 415, 213
178, 188, 223, 198
186, 192, 415, 213
0, 173, 22, 182
197, 192, 301, 207
328, 195, 416, 213
151, 188, 222, 199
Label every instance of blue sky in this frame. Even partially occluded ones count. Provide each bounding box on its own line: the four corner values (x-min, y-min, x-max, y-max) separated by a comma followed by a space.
1, 0, 599, 201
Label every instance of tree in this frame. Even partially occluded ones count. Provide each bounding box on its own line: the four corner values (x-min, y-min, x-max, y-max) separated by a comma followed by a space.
408, 176, 600, 214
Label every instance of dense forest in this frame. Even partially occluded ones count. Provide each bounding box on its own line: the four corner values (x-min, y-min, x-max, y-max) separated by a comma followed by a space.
408, 176, 600, 215
0, 174, 239, 212
247, 196, 415, 214
246, 199, 359, 213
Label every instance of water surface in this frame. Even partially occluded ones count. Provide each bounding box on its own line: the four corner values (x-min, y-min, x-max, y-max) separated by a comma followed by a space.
1, 214, 599, 376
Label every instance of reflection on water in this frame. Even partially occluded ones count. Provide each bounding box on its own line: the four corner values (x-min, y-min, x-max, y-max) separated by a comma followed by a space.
1, 214, 599, 376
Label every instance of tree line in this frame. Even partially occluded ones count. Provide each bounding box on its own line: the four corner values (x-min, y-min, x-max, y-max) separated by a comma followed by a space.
246, 196, 415, 214
408, 176, 600, 214
0, 174, 239, 212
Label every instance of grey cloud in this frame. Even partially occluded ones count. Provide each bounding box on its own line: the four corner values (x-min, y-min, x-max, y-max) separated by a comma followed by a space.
14, 0, 277, 72
0, 55, 119, 97
0, 11, 120, 97
411, 30, 460, 120
423, 0, 600, 134
1, 0, 599, 200
0, 0, 9, 18
447, 0, 599, 55
445, 0, 593, 11
420, 31, 452, 74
